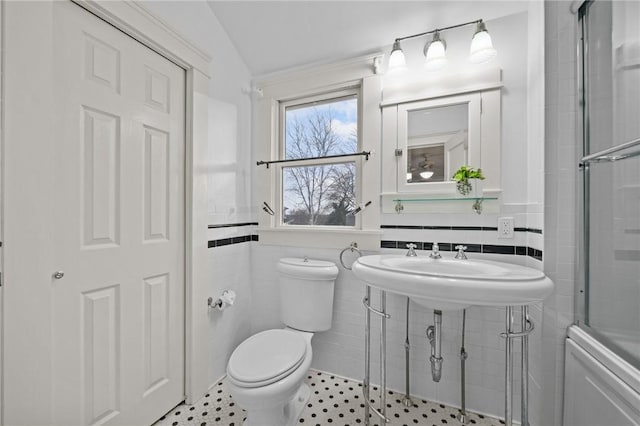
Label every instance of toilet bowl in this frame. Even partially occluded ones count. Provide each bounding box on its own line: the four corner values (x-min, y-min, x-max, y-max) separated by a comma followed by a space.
225, 257, 338, 426
226, 329, 313, 426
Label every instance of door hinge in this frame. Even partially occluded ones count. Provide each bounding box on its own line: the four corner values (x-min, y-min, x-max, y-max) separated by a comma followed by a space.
395, 148, 403, 157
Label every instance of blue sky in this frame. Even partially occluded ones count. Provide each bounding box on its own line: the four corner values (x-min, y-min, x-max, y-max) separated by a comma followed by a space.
285, 96, 358, 155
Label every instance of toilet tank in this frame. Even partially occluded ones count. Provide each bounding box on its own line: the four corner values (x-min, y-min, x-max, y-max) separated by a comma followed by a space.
277, 258, 339, 332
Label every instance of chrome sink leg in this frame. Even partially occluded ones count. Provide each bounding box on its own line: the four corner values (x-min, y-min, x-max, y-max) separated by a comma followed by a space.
458, 309, 468, 424
500, 305, 535, 426
363, 286, 371, 424
362, 286, 390, 424
521, 306, 530, 426
504, 306, 514, 426
402, 297, 414, 407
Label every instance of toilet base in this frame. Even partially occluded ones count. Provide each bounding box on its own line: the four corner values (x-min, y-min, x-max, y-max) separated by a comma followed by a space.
242, 383, 310, 426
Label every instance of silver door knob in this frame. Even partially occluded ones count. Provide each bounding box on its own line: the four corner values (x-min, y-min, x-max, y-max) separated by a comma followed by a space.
53, 271, 64, 279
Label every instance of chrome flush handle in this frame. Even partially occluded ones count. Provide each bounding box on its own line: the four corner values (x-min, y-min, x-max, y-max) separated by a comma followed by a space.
53, 271, 65, 279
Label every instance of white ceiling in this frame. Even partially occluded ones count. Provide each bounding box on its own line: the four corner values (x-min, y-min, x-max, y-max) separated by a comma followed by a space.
207, 1, 530, 77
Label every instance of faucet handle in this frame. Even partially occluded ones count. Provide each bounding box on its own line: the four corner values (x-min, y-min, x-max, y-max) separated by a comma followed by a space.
405, 243, 418, 257
429, 242, 441, 259
455, 245, 468, 260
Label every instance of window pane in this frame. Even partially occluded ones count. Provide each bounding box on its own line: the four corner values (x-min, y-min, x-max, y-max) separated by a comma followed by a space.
285, 96, 358, 160
282, 162, 356, 226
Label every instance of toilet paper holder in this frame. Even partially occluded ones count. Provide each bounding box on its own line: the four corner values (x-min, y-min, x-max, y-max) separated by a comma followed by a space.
208, 289, 236, 310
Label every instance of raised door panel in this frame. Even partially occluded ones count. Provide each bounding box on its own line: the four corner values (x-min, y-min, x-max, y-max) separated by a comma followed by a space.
143, 126, 170, 242
84, 33, 121, 93
82, 107, 121, 248
83, 285, 122, 425
143, 274, 170, 397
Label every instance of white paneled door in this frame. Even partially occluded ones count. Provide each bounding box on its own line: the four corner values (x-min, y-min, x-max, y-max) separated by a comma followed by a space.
4, 2, 185, 425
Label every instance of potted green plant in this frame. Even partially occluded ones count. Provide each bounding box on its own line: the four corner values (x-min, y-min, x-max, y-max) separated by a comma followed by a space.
452, 165, 485, 197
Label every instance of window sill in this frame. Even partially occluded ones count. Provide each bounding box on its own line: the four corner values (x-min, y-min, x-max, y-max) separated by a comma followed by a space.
257, 227, 382, 251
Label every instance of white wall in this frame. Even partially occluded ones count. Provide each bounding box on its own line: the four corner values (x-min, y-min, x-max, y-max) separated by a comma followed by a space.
140, 1, 255, 387
139, 3, 554, 423
247, 7, 545, 422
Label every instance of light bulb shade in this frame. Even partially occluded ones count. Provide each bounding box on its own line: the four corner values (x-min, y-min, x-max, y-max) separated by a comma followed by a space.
388, 40, 406, 72
424, 32, 447, 71
469, 22, 497, 64
419, 171, 434, 179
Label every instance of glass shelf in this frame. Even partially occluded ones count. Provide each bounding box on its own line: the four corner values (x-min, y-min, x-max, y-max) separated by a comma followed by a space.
392, 196, 498, 214
392, 196, 499, 203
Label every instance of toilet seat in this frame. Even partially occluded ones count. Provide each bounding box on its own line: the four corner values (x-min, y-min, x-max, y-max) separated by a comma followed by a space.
227, 329, 307, 388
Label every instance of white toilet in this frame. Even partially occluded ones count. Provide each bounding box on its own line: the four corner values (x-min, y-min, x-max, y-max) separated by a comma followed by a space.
226, 257, 339, 426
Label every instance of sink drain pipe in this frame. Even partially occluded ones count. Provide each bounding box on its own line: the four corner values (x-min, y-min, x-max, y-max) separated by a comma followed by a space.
426, 310, 443, 382
458, 309, 469, 424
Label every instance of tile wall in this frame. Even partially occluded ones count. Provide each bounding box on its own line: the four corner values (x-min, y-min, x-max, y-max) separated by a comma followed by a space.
543, 2, 579, 426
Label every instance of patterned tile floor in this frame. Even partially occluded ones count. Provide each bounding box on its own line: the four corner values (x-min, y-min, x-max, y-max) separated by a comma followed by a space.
154, 370, 503, 426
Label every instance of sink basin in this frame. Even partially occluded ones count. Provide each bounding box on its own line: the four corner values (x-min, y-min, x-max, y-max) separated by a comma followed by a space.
352, 255, 554, 310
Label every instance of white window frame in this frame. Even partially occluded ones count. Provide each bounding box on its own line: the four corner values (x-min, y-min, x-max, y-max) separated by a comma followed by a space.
255, 54, 383, 250
277, 88, 362, 230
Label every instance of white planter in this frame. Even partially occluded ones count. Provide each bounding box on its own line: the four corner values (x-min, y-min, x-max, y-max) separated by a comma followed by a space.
456, 179, 484, 198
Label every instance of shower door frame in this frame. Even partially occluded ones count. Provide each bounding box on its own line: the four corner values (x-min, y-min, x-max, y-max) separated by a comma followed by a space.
575, 0, 640, 371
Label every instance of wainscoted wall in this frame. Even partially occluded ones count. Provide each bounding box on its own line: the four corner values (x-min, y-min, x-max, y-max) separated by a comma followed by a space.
205, 212, 543, 418
247, 203, 544, 420
207, 223, 257, 383
249, 239, 542, 419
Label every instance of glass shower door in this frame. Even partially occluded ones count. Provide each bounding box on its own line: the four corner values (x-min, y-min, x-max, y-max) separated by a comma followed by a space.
579, 0, 640, 369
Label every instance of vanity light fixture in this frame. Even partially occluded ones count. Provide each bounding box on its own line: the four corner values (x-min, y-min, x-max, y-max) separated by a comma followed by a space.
469, 21, 497, 64
388, 40, 407, 72
387, 18, 497, 73
424, 31, 447, 71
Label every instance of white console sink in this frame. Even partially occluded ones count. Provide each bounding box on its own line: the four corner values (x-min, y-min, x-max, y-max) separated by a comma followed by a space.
352, 255, 554, 310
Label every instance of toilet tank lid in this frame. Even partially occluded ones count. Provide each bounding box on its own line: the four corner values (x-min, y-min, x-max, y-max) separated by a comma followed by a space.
278, 258, 339, 279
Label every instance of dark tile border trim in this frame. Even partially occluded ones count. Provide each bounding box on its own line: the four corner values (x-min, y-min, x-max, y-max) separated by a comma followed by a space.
208, 234, 258, 248
208, 222, 258, 229
381, 240, 542, 261
381, 225, 542, 234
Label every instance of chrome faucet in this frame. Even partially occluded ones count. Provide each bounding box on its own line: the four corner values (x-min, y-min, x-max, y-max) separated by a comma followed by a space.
406, 243, 418, 257
429, 243, 441, 259
455, 245, 468, 260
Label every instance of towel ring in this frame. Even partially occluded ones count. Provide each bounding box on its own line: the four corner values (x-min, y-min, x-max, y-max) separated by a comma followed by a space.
340, 242, 362, 270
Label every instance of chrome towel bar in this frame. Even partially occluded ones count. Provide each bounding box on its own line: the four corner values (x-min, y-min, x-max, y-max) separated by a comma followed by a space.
580, 136, 640, 164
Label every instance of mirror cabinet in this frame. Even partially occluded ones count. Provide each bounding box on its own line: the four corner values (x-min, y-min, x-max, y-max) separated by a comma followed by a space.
380, 76, 502, 213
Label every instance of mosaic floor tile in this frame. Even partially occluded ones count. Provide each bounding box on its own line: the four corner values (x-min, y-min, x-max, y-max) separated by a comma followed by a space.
153, 370, 503, 426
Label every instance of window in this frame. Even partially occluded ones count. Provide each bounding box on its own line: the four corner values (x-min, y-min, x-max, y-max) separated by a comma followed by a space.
255, 54, 382, 250
281, 92, 359, 227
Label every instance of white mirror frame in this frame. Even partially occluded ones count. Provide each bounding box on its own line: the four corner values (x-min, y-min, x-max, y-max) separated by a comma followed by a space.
381, 87, 501, 206
396, 93, 481, 194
